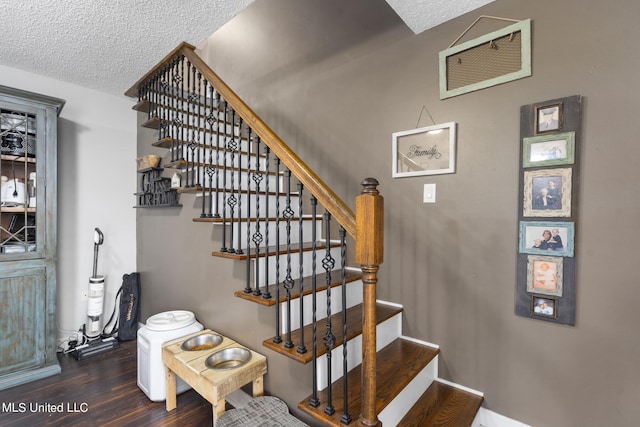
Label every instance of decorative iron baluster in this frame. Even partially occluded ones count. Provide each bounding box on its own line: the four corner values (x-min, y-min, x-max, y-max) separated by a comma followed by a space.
150, 74, 158, 119
173, 56, 185, 163
195, 71, 202, 187
201, 80, 214, 218
272, 156, 282, 344
261, 145, 272, 299
235, 117, 244, 254
323, 211, 336, 416
248, 133, 263, 295
297, 182, 306, 354
308, 196, 320, 408
212, 91, 221, 218
159, 66, 169, 141
220, 101, 229, 252
282, 170, 295, 350
227, 109, 238, 253
184, 60, 192, 187
169, 58, 176, 162
339, 226, 351, 424
243, 126, 252, 293
187, 63, 199, 188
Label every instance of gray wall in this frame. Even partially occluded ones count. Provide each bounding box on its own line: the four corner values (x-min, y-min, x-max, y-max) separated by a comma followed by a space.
137, 0, 640, 425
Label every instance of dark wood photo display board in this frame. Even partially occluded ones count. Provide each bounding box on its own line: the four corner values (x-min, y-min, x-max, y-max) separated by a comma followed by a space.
515, 95, 582, 325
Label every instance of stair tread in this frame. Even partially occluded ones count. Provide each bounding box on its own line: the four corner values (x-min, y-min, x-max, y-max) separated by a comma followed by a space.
211, 240, 340, 260
297, 337, 440, 426
235, 269, 362, 306
263, 302, 403, 364
397, 381, 484, 427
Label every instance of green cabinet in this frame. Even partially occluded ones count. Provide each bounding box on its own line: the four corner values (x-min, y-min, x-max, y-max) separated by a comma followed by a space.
0, 86, 64, 390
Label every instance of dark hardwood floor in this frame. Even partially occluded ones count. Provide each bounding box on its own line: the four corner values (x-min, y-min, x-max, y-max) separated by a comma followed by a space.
0, 340, 213, 427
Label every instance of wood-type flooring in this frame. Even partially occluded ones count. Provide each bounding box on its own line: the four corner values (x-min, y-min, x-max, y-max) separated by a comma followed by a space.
0, 340, 213, 427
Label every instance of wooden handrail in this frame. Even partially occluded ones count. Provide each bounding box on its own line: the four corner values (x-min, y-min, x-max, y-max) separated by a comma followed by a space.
126, 43, 357, 239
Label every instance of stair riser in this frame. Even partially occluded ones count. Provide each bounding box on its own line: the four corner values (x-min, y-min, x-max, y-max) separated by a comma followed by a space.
200, 192, 300, 219
280, 280, 363, 332
314, 312, 402, 391
219, 221, 323, 251
378, 354, 439, 426
254, 246, 342, 287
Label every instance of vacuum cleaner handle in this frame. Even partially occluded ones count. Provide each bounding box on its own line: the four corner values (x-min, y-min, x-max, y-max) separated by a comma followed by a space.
94, 228, 104, 245
92, 228, 104, 278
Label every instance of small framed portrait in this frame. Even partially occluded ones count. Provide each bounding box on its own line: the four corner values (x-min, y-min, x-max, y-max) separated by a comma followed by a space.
523, 168, 572, 218
523, 132, 575, 168
392, 122, 457, 178
519, 221, 575, 257
527, 255, 563, 297
531, 295, 558, 319
536, 102, 563, 134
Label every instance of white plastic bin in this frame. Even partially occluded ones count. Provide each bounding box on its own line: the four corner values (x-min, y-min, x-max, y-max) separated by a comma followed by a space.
137, 310, 203, 401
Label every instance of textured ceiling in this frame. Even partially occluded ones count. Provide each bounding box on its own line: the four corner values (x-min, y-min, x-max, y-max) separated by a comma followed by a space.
385, 0, 495, 34
0, 0, 493, 97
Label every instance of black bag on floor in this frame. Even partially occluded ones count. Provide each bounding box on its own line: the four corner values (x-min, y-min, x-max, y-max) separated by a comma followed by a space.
103, 272, 141, 341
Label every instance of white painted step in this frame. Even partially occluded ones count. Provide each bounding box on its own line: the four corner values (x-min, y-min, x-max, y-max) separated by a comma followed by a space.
315, 300, 403, 391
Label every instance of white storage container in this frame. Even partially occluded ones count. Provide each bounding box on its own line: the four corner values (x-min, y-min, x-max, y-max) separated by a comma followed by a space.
137, 310, 203, 401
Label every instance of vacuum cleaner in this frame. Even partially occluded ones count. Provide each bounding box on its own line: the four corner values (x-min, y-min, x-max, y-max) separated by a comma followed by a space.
73, 228, 119, 360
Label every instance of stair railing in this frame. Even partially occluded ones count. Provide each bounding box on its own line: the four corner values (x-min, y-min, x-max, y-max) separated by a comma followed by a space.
126, 42, 382, 427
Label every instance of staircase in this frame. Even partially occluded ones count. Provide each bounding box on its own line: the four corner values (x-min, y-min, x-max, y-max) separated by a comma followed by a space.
126, 42, 483, 426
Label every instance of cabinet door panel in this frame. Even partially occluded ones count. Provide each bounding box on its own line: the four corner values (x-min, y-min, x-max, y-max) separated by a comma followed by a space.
0, 267, 45, 375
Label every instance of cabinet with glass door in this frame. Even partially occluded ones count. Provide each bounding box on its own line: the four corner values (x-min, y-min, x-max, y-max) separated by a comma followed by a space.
0, 85, 64, 390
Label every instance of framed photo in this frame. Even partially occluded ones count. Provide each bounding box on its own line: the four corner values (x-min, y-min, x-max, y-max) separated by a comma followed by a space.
536, 102, 563, 134
392, 122, 456, 178
523, 132, 575, 168
527, 255, 563, 296
519, 221, 575, 257
531, 295, 558, 319
523, 168, 572, 217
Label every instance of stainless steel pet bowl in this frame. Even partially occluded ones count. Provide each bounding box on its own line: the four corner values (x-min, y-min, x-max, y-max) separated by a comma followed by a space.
205, 347, 252, 370
180, 333, 223, 351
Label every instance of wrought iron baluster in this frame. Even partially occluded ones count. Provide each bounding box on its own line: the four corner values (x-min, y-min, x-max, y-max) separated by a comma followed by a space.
297, 183, 306, 354
185, 60, 192, 187
244, 127, 252, 293
339, 226, 351, 424
173, 57, 185, 163
220, 101, 229, 252
150, 75, 157, 119
249, 133, 263, 295
195, 71, 202, 187
309, 196, 320, 408
169, 58, 176, 162
261, 145, 272, 299
213, 92, 221, 218
187, 64, 199, 188
282, 170, 295, 350
322, 211, 336, 416
159, 67, 169, 141
201, 80, 214, 218
227, 109, 238, 253
235, 117, 244, 254
273, 156, 282, 344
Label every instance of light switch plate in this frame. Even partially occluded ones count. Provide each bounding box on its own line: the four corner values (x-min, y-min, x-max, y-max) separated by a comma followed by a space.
423, 183, 436, 203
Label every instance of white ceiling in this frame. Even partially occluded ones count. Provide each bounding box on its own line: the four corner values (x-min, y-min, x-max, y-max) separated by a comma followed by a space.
0, 0, 493, 97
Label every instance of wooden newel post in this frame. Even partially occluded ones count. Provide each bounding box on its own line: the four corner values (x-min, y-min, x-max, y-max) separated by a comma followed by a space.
356, 178, 383, 427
